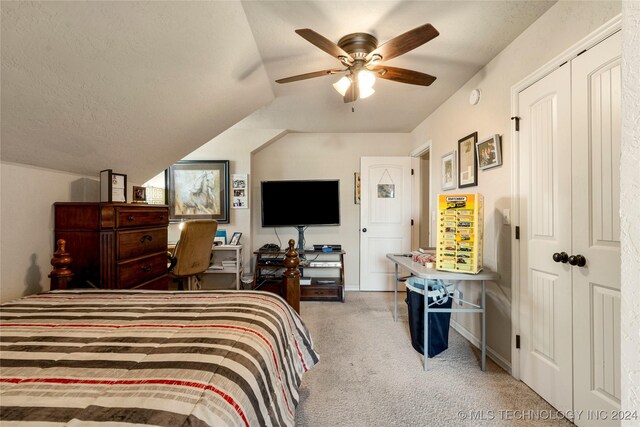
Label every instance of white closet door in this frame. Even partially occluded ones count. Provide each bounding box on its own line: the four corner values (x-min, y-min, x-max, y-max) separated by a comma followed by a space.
571, 31, 622, 425
518, 64, 573, 413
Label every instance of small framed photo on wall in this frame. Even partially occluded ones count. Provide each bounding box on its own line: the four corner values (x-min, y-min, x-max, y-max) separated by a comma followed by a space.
458, 132, 478, 188
441, 151, 457, 190
476, 134, 502, 170
232, 174, 249, 209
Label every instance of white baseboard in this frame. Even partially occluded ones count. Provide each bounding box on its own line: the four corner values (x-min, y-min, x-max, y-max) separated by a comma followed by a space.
450, 319, 512, 374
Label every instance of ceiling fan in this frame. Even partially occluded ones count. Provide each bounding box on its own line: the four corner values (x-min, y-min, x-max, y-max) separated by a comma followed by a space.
276, 24, 439, 103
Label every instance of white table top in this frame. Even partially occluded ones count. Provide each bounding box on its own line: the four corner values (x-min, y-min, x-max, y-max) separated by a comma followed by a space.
386, 254, 499, 281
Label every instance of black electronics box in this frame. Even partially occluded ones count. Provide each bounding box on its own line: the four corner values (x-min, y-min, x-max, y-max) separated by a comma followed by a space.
313, 244, 342, 251
257, 257, 284, 266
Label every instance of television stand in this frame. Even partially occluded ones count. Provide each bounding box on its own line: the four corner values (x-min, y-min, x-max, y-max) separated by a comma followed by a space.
253, 249, 345, 302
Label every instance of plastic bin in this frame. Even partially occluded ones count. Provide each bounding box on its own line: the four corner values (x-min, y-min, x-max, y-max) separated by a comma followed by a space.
241, 274, 254, 290
405, 277, 453, 357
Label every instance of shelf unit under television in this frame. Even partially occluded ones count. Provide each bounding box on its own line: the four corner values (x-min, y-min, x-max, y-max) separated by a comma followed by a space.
253, 249, 345, 302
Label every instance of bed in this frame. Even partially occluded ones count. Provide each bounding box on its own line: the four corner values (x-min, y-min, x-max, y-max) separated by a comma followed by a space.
0, 289, 319, 426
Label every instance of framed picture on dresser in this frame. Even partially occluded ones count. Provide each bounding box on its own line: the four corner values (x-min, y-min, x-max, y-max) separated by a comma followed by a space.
165, 160, 229, 223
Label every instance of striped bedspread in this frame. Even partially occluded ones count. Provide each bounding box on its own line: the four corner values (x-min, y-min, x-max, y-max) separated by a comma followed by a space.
0, 290, 319, 426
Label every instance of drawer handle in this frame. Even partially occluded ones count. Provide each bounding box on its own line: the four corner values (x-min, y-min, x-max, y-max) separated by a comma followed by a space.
159, 215, 165, 220
140, 265, 152, 272
128, 215, 136, 222
140, 235, 153, 243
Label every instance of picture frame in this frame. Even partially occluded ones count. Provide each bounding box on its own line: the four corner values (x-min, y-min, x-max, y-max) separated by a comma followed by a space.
132, 186, 147, 203
441, 151, 457, 190
229, 232, 242, 245
476, 134, 502, 170
458, 132, 478, 188
354, 172, 361, 204
165, 160, 229, 223
231, 173, 249, 209
100, 169, 127, 203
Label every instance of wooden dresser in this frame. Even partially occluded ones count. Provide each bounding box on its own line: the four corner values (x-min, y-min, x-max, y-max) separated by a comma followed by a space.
54, 202, 169, 290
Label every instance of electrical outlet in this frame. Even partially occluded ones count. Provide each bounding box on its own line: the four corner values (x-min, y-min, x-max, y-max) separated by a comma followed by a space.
458, 290, 464, 306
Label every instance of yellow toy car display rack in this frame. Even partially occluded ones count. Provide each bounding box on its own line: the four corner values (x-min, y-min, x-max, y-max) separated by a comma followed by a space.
436, 193, 484, 274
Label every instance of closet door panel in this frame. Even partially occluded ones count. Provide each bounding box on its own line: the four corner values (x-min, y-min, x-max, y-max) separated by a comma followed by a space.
571, 31, 622, 424
518, 64, 573, 414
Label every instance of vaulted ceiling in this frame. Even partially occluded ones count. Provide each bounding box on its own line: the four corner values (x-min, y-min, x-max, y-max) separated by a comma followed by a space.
236, 0, 555, 132
1, 1, 556, 182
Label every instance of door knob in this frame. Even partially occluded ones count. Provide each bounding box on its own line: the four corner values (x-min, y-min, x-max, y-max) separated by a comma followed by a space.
568, 255, 586, 267
552, 252, 568, 263
362, 228, 367, 232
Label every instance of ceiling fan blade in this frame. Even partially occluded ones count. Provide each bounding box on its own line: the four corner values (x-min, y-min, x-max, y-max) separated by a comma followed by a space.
366, 24, 439, 62
344, 83, 359, 103
276, 69, 343, 84
295, 29, 354, 62
370, 65, 436, 86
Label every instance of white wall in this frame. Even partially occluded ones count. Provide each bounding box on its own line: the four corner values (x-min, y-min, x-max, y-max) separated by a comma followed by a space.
620, 1, 640, 418
0, 162, 99, 302
252, 133, 412, 290
409, 1, 621, 367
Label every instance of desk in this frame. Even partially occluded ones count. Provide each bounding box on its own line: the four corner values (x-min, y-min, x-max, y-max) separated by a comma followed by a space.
168, 244, 243, 289
386, 254, 499, 371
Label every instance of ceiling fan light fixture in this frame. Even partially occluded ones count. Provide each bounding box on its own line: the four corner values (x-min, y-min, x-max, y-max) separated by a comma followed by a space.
359, 85, 375, 99
358, 70, 376, 89
333, 75, 352, 96
356, 70, 376, 99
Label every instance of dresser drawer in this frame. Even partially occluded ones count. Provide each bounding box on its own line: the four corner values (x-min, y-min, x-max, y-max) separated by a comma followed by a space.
117, 253, 167, 288
132, 275, 169, 290
118, 227, 167, 260
116, 208, 169, 228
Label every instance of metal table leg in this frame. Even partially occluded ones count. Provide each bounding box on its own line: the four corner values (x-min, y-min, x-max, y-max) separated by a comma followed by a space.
394, 264, 399, 321
424, 288, 429, 371
481, 280, 486, 371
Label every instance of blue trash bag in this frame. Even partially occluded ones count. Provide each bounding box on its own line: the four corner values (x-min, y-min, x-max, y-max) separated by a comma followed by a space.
405, 277, 453, 357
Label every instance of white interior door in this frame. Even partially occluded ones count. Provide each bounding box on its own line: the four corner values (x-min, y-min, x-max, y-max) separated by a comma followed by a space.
571, 32, 622, 424
360, 157, 412, 291
518, 64, 574, 413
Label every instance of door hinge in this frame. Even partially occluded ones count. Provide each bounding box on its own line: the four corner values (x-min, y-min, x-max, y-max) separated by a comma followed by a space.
411, 168, 414, 176
511, 116, 520, 131
516, 334, 521, 349
515, 226, 520, 240
411, 219, 414, 226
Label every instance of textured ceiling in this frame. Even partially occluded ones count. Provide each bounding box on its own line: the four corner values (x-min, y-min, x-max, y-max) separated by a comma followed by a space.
1, 1, 274, 183
1, 1, 556, 181
236, 0, 556, 133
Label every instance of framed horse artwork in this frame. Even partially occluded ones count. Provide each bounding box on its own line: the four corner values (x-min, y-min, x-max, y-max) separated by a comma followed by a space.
165, 160, 230, 223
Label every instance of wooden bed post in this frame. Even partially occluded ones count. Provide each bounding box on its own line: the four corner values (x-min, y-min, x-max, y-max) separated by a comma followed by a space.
283, 239, 300, 313
49, 239, 74, 290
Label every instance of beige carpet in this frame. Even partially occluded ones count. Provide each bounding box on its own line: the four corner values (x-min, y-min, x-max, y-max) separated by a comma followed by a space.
295, 291, 573, 427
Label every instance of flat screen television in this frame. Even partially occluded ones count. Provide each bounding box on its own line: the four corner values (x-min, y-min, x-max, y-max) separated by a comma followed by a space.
261, 180, 340, 227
